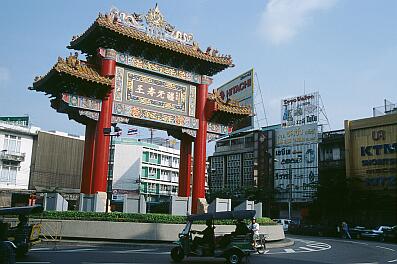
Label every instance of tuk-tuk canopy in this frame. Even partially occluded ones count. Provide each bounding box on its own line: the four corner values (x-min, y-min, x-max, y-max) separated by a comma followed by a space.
0, 205, 44, 216
187, 210, 256, 222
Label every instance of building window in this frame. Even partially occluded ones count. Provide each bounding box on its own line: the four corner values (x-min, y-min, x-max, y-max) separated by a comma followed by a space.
149, 167, 157, 178
3, 135, 22, 154
226, 154, 241, 189
0, 165, 18, 185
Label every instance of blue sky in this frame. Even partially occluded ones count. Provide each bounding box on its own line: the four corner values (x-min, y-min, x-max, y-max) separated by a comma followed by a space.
0, 0, 396, 139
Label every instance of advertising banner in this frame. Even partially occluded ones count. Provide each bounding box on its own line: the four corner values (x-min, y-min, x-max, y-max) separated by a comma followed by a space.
274, 123, 319, 202
0, 116, 29, 127
275, 123, 318, 147
216, 69, 254, 131
281, 92, 319, 128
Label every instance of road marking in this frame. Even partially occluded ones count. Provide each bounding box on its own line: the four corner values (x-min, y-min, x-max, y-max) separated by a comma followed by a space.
306, 243, 331, 250
388, 259, 397, 263
299, 246, 318, 252
31, 248, 53, 251
284, 248, 296, 253
350, 262, 378, 264
376, 246, 396, 252
57, 248, 98, 252
17, 262, 51, 264
323, 238, 369, 245
112, 248, 158, 253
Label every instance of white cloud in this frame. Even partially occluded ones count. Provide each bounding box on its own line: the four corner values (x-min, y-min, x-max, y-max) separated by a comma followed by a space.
0, 67, 10, 82
259, 0, 337, 45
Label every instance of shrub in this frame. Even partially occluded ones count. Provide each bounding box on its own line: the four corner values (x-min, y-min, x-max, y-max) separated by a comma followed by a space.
32, 211, 276, 225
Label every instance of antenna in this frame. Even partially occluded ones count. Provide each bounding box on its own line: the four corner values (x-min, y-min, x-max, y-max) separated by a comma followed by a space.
254, 72, 269, 128
318, 94, 331, 131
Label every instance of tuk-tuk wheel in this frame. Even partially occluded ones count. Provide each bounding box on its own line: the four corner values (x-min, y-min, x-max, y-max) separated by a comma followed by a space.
16, 244, 29, 257
171, 246, 184, 262
226, 250, 242, 264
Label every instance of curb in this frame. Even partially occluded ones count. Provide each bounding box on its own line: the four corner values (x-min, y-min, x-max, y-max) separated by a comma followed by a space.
40, 238, 294, 249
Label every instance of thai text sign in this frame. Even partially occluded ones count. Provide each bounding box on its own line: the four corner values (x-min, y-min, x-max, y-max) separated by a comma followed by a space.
281, 92, 319, 127
274, 143, 318, 170
274, 123, 319, 201
275, 123, 318, 146
0, 116, 29, 127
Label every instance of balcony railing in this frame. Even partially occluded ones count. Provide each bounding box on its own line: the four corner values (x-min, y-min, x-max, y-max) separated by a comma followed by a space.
0, 150, 25, 162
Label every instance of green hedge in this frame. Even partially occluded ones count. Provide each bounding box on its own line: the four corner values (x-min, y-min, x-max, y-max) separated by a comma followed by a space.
32, 211, 276, 225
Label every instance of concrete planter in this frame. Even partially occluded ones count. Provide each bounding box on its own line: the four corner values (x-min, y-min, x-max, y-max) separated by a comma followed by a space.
39, 219, 285, 242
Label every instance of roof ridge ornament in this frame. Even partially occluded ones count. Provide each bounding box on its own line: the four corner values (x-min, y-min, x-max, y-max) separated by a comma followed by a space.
108, 4, 195, 47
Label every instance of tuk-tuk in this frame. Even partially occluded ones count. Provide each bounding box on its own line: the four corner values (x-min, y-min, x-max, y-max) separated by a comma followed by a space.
0, 205, 43, 257
171, 210, 265, 264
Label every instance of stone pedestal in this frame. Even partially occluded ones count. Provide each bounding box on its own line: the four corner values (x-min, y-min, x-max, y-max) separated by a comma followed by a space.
79, 192, 107, 212
170, 196, 192, 216
207, 198, 231, 213
44, 193, 68, 211
123, 195, 146, 214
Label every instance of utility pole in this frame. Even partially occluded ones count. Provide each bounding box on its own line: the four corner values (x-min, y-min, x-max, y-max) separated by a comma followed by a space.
288, 164, 292, 220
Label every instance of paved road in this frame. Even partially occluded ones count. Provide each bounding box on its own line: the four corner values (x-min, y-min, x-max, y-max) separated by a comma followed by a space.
17, 236, 397, 264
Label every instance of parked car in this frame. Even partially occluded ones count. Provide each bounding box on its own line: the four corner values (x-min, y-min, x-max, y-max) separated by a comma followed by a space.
381, 225, 397, 242
360, 226, 392, 241
288, 223, 338, 237
273, 219, 294, 232
349, 226, 368, 239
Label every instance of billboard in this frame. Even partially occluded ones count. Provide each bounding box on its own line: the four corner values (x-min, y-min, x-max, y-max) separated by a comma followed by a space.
274, 124, 319, 202
0, 116, 29, 127
281, 92, 319, 128
216, 69, 254, 131
275, 123, 318, 147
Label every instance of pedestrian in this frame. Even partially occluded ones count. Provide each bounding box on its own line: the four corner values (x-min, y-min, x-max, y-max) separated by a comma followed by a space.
342, 221, 351, 239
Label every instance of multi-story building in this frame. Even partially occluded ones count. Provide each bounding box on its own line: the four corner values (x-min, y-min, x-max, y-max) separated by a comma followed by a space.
29, 131, 84, 194
0, 122, 38, 190
345, 110, 397, 225
319, 129, 345, 179
208, 127, 277, 196
112, 138, 179, 202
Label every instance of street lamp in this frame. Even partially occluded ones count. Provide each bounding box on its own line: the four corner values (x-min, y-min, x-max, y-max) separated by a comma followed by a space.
103, 124, 122, 213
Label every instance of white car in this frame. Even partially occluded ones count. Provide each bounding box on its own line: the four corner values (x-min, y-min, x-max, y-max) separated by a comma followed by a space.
273, 219, 294, 232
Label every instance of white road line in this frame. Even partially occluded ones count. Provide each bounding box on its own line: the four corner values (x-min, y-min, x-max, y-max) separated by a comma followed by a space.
306, 244, 330, 250
58, 248, 98, 252
284, 248, 296, 253
112, 248, 158, 253
388, 259, 397, 263
30, 248, 53, 251
17, 262, 51, 264
324, 238, 369, 246
299, 246, 318, 252
376, 246, 396, 252
350, 262, 378, 264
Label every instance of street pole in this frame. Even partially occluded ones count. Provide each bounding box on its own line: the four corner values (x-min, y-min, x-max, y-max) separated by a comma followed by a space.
288, 164, 292, 220
106, 134, 114, 213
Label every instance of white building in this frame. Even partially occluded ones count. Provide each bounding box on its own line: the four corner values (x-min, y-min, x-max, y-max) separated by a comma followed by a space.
0, 122, 39, 190
112, 138, 179, 201
112, 137, 208, 202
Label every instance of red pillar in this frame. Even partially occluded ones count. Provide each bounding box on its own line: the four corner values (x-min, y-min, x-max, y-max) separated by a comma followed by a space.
178, 134, 192, 197
80, 123, 96, 194
91, 49, 116, 193
192, 83, 209, 213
